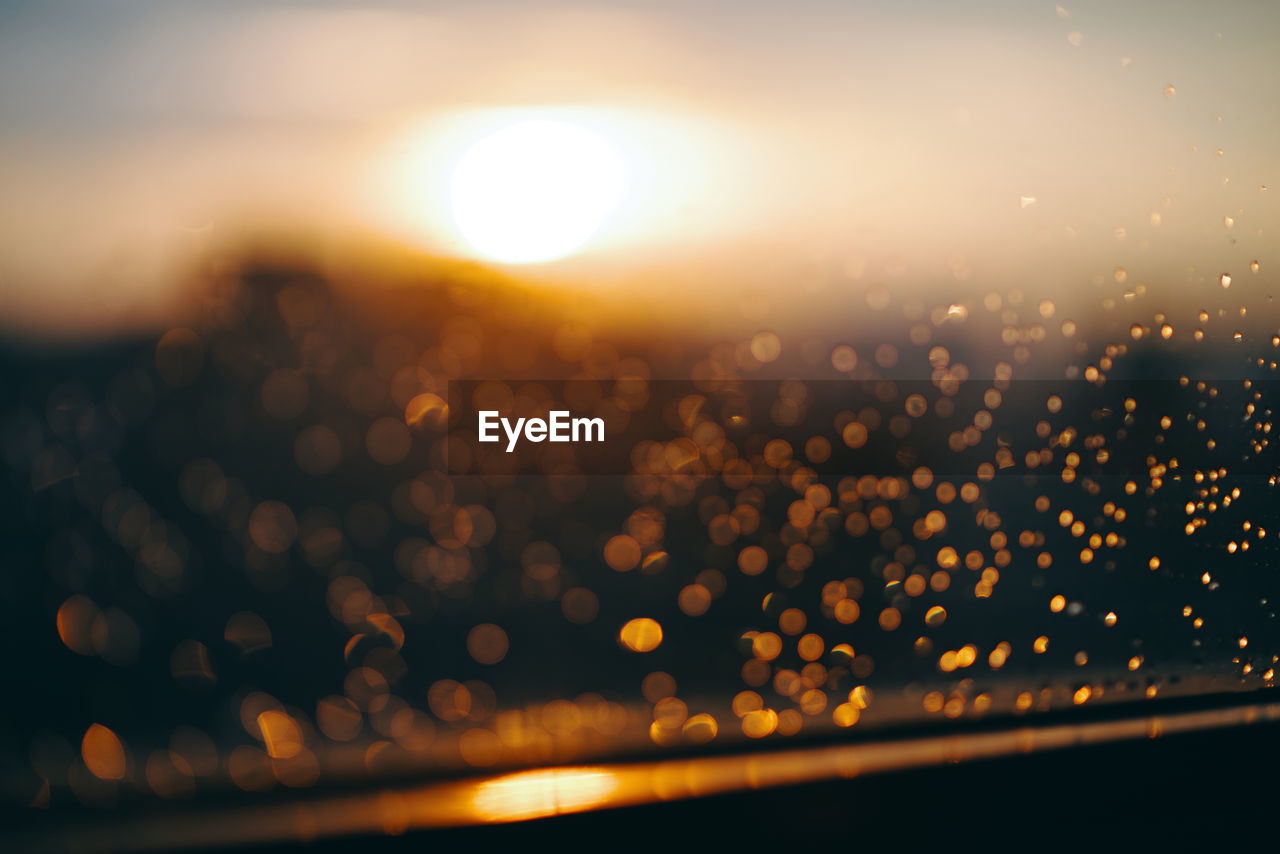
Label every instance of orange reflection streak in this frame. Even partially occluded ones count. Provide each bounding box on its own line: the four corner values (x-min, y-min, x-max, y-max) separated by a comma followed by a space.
471, 769, 618, 822
15, 699, 1280, 852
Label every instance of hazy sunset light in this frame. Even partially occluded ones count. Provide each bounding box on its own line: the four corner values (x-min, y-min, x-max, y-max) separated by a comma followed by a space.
3, 3, 1279, 851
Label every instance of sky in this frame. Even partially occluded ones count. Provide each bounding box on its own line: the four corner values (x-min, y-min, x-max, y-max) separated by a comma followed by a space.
0, 0, 1276, 336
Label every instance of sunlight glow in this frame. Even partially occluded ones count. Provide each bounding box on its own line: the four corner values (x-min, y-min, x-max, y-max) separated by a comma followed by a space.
450, 120, 628, 264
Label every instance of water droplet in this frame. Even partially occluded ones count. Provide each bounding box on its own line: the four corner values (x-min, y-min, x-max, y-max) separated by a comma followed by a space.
1164, 84, 1177, 98
1220, 273, 1232, 288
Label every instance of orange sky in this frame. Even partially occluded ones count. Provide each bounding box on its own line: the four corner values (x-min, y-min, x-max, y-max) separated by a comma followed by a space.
0, 1, 1275, 336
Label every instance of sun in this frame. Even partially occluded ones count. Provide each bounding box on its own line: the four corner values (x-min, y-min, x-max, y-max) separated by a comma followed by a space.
450, 120, 629, 264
